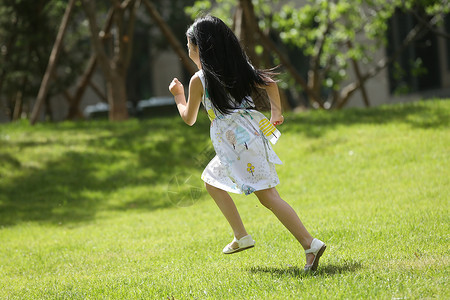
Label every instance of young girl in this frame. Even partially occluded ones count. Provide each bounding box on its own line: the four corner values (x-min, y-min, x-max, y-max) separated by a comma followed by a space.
169, 15, 326, 271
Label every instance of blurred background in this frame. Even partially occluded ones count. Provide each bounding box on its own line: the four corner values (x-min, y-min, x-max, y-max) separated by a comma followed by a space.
0, 0, 449, 124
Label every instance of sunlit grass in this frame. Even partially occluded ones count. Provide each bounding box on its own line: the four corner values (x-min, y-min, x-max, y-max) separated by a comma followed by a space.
0, 100, 449, 299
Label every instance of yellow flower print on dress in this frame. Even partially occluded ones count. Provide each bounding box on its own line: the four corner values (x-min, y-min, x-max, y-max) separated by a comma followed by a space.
247, 163, 255, 176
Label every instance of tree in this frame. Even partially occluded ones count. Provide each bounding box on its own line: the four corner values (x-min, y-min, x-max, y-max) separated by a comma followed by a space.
65, 8, 115, 120
0, 0, 89, 122
186, 0, 292, 110
275, 0, 449, 108
30, 0, 77, 125
187, 0, 450, 109
81, 0, 139, 121
2, 0, 198, 123
143, 0, 197, 75
67, 0, 195, 121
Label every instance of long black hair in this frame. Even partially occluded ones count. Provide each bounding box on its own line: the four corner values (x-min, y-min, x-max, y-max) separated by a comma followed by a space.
186, 15, 273, 115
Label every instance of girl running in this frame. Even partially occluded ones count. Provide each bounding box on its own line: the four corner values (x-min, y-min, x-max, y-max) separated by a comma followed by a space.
169, 15, 326, 271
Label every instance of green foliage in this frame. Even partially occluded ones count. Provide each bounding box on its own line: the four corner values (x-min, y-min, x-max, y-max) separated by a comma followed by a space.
185, 0, 213, 19
185, 0, 237, 26
274, 0, 397, 92
0, 99, 449, 298
0, 0, 198, 120
186, 0, 449, 107
0, 0, 90, 119
152, 0, 198, 50
185, 0, 279, 33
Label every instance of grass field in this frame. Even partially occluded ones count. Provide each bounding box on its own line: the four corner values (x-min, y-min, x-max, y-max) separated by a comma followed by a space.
0, 100, 449, 299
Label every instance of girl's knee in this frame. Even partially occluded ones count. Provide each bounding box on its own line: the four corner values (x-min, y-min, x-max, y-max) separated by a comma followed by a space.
255, 188, 279, 209
258, 197, 272, 209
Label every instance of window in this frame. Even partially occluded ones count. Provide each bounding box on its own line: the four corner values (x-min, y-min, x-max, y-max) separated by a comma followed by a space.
446, 15, 450, 71
386, 10, 443, 94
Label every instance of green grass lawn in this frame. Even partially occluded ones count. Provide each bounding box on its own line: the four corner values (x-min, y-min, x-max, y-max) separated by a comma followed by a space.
0, 100, 449, 299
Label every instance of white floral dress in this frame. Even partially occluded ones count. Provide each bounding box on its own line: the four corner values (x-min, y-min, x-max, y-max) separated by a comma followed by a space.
197, 70, 283, 195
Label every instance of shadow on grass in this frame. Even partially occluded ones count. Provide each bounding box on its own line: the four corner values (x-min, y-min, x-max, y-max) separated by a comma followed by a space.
248, 261, 363, 278
0, 115, 212, 227
0, 100, 447, 227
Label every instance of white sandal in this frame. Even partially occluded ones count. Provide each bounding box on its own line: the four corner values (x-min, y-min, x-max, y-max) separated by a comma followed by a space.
222, 235, 255, 254
304, 238, 326, 271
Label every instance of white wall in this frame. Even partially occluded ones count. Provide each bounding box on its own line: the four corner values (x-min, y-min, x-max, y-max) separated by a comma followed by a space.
152, 49, 183, 97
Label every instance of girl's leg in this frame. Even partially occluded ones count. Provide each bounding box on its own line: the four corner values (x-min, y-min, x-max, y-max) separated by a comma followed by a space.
254, 187, 315, 265
205, 182, 248, 242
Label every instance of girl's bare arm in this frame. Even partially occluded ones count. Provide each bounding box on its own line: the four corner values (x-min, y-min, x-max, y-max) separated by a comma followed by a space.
261, 79, 284, 126
169, 74, 203, 126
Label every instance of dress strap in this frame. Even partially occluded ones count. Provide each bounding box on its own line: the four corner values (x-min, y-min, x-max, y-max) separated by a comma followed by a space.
196, 70, 206, 94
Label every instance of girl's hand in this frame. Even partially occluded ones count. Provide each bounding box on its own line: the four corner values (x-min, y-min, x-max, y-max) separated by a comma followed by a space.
270, 114, 284, 126
169, 78, 184, 96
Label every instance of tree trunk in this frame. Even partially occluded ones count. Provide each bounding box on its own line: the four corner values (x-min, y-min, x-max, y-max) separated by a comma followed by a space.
236, 0, 259, 66
143, 0, 197, 75
237, 0, 293, 110
336, 15, 435, 109
30, 0, 76, 125
66, 56, 97, 119
308, 18, 331, 107
12, 91, 23, 121
350, 58, 370, 107
66, 8, 115, 120
239, 0, 323, 108
82, 0, 138, 121
107, 71, 128, 121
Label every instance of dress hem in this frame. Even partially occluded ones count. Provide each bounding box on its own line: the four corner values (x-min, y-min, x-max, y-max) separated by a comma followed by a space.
201, 174, 280, 196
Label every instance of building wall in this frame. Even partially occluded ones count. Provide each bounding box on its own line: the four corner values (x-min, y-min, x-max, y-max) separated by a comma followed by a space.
0, 104, 8, 123
152, 49, 183, 97
333, 23, 450, 108
49, 71, 106, 122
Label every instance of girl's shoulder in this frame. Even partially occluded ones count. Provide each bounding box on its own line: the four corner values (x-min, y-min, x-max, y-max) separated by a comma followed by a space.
194, 70, 205, 90
188, 72, 204, 101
